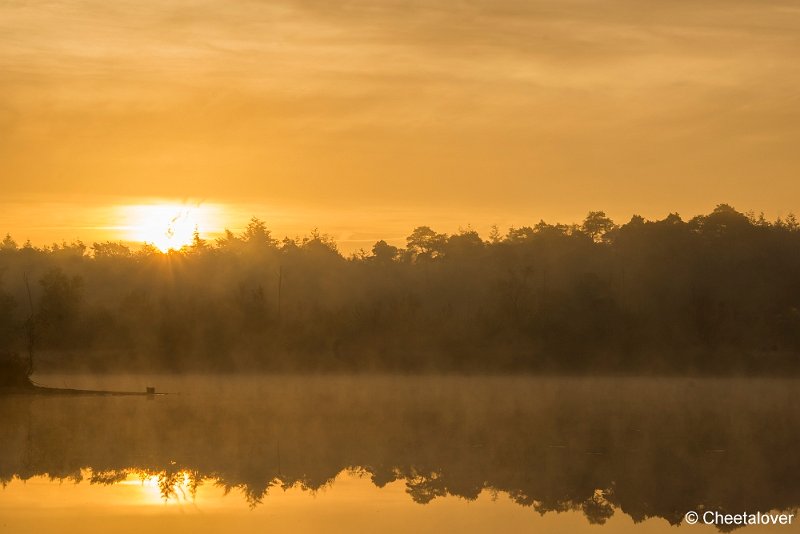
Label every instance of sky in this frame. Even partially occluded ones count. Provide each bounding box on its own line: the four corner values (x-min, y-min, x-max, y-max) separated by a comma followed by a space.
1, 0, 799, 250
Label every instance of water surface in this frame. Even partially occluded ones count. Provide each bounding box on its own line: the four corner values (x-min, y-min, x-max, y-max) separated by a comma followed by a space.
1, 375, 798, 533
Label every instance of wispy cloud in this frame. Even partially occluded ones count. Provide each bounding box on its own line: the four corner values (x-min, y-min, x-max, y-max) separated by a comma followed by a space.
1, 0, 799, 227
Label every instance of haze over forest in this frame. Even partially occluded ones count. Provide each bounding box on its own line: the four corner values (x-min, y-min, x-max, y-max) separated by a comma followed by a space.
1, 204, 798, 374
2, 1, 800, 376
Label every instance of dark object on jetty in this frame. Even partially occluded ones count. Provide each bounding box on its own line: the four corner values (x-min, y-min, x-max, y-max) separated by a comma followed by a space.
0, 354, 166, 396
27, 385, 167, 397
1, 385, 167, 397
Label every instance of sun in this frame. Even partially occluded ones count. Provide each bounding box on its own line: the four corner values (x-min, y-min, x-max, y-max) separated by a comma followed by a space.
121, 203, 219, 252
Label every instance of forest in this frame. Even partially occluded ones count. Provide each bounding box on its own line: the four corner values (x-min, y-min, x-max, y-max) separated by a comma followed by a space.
1, 204, 799, 374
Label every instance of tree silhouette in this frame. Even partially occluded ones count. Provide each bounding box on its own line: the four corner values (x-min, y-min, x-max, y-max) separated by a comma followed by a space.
406, 226, 447, 260
582, 211, 616, 243
371, 240, 399, 264
35, 268, 84, 349
0, 204, 798, 374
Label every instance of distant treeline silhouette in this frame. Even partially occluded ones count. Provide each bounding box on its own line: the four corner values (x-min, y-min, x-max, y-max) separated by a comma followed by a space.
1, 204, 799, 373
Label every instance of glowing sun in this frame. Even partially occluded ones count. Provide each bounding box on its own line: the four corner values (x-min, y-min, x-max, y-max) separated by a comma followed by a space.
121, 203, 219, 252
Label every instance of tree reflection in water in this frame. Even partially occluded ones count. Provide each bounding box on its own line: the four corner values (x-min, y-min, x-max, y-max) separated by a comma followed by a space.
0, 376, 798, 529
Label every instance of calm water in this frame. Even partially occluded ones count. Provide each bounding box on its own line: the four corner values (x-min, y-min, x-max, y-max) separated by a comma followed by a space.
1, 375, 799, 533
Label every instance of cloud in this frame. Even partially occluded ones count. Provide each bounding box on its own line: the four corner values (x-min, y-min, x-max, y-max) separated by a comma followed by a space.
1, 0, 799, 221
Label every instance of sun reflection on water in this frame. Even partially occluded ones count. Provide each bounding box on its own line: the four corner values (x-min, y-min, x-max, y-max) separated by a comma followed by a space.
114, 469, 200, 504
0, 467, 683, 534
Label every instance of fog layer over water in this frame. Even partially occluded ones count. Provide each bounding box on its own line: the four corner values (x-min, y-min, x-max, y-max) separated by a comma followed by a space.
1, 375, 798, 531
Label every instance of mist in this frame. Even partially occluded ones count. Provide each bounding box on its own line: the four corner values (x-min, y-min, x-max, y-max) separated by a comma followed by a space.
2, 374, 798, 526
1, 204, 799, 375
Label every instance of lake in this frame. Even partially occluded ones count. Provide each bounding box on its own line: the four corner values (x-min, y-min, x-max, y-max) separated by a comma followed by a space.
1, 375, 798, 533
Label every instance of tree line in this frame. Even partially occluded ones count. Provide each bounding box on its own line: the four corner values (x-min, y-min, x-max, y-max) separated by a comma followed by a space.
1, 204, 799, 373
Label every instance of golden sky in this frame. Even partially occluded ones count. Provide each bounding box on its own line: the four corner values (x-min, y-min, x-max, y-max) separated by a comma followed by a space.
1, 0, 799, 249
